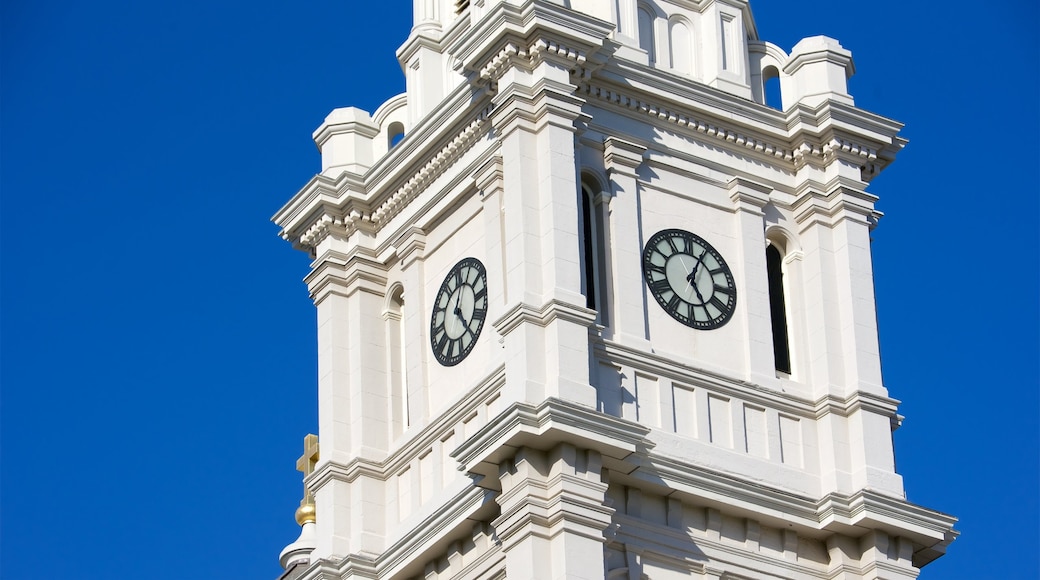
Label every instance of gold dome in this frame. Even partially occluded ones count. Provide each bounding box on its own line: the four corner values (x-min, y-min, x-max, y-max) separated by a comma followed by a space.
295, 501, 316, 526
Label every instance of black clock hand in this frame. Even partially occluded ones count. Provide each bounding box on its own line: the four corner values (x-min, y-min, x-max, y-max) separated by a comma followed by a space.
686, 249, 709, 294
690, 277, 708, 306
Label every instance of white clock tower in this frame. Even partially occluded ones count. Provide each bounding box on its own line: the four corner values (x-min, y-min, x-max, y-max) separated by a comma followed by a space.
274, 1, 956, 578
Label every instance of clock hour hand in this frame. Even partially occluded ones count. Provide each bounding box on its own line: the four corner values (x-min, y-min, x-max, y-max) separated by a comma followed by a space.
453, 296, 466, 322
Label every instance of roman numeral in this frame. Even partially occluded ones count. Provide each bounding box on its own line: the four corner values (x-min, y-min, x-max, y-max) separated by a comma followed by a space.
713, 283, 732, 295
651, 279, 672, 294
666, 293, 683, 312
709, 294, 728, 313
645, 262, 666, 274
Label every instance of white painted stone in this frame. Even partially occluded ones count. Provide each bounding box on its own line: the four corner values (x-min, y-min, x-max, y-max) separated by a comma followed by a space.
274, 1, 956, 577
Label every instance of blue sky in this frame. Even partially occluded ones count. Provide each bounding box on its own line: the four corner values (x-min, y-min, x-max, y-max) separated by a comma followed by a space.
1, 1, 1036, 578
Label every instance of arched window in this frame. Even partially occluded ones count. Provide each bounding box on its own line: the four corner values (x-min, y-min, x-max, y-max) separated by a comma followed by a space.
637, 7, 656, 63
387, 121, 405, 149
762, 65, 782, 110
386, 285, 409, 437
766, 244, 791, 375
579, 180, 608, 324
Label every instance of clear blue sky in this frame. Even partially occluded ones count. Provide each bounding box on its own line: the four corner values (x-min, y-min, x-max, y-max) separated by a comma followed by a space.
2, 1, 1036, 578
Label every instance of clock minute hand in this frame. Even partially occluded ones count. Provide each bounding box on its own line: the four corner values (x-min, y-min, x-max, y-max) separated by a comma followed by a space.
686, 249, 709, 285
687, 249, 711, 303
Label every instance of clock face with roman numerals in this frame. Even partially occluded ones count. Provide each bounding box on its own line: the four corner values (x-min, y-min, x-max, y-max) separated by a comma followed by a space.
430, 257, 489, 366
642, 229, 737, 330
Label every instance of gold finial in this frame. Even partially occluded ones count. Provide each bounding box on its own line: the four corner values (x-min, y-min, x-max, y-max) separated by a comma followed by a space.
294, 433, 319, 525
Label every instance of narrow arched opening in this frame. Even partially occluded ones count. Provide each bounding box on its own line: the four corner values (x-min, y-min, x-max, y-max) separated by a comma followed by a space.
387, 121, 405, 149
579, 178, 609, 325
763, 65, 782, 110
766, 244, 791, 375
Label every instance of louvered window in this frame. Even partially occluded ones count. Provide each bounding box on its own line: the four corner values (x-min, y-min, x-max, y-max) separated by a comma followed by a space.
455, 0, 469, 15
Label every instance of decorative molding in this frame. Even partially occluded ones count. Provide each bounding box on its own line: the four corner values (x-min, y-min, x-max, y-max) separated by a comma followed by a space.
491, 298, 598, 337
636, 454, 957, 547
372, 104, 493, 227
584, 82, 881, 170
585, 82, 795, 162
452, 397, 653, 477
278, 103, 494, 253
372, 486, 493, 579
307, 368, 506, 491
305, 248, 389, 304
592, 337, 900, 424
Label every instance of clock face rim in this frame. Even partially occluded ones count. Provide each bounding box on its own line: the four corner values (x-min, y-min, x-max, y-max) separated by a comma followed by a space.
641, 228, 737, 330
429, 257, 489, 367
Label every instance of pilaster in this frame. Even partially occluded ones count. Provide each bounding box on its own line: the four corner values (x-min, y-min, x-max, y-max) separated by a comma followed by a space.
399, 26, 448, 126
727, 177, 776, 387
699, 0, 753, 100
792, 183, 901, 496
395, 227, 430, 432
485, 23, 609, 409
603, 137, 648, 348
493, 444, 613, 580
305, 236, 392, 561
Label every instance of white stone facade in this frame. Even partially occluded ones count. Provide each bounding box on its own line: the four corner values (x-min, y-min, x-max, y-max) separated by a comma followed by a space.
274, 1, 956, 578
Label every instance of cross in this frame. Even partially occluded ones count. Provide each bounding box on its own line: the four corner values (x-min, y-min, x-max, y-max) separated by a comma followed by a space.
296, 433, 319, 501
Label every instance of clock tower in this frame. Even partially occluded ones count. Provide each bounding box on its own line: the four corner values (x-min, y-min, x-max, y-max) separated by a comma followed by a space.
274, 1, 956, 578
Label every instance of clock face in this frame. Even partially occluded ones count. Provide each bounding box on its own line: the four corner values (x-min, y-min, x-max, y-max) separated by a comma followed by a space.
642, 229, 737, 330
430, 257, 489, 366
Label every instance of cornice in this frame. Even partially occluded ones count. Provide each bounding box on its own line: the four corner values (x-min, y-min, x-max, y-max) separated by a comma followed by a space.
374, 485, 492, 579
396, 25, 445, 66
611, 514, 816, 579
635, 454, 957, 547
810, 390, 900, 421
593, 338, 900, 423
371, 105, 492, 227
276, 101, 493, 253
602, 136, 646, 175
453, 0, 614, 85
727, 176, 773, 214
298, 554, 379, 580
586, 59, 902, 177
594, 338, 813, 418
791, 180, 880, 230
305, 248, 389, 304
273, 171, 367, 251
491, 298, 598, 336
451, 398, 654, 480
